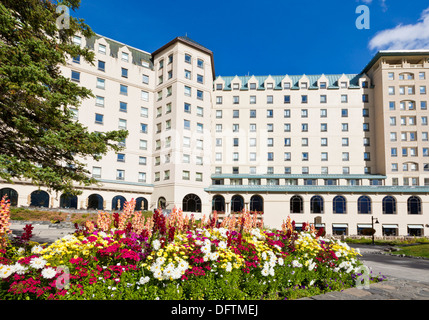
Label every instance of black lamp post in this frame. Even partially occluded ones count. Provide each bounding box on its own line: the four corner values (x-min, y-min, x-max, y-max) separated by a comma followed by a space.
371, 216, 379, 245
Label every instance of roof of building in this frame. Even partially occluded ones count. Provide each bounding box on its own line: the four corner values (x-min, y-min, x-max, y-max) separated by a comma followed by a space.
215, 73, 364, 90
361, 50, 429, 74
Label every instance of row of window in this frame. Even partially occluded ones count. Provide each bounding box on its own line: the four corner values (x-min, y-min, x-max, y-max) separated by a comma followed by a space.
387, 71, 426, 80
215, 166, 373, 175
154, 171, 203, 182
216, 137, 368, 147
388, 85, 427, 95
388, 100, 427, 110
389, 115, 428, 126
93, 168, 203, 183
217, 108, 369, 119
216, 94, 369, 105
215, 80, 369, 91
215, 122, 369, 133
212, 178, 383, 186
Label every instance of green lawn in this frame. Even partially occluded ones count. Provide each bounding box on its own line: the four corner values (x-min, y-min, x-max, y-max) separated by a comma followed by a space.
390, 244, 429, 259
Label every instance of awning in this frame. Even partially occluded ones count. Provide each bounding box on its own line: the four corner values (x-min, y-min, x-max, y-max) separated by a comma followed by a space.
332, 224, 348, 228
315, 224, 325, 228
382, 224, 398, 228
408, 225, 424, 229
357, 224, 373, 228
295, 223, 303, 227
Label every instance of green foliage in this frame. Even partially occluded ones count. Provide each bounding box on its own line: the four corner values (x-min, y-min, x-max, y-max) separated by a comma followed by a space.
0, 0, 128, 195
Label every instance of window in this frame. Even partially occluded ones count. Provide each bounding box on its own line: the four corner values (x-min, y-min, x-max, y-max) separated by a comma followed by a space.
342, 138, 349, 146
358, 196, 371, 214
119, 101, 127, 112
97, 60, 106, 72
320, 95, 327, 103
116, 169, 125, 180
233, 138, 239, 147
284, 109, 291, 118
216, 96, 222, 104
95, 96, 104, 107
183, 136, 191, 147
118, 119, 127, 130
216, 84, 223, 90
290, 195, 303, 213
302, 152, 309, 161
233, 110, 239, 118
92, 167, 101, 178
216, 124, 222, 132
197, 59, 204, 68
117, 153, 125, 162
249, 109, 256, 118
98, 44, 106, 55
388, 86, 395, 95
284, 138, 291, 146
301, 123, 308, 132
139, 156, 147, 165
233, 83, 239, 90
321, 123, 328, 132
197, 90, 203, 100
184, 69, 191, 80
141, 90, 149, 101
333, 196, 346, 214
216, 110, 222, 118
284, 82, 291, 89
341, 109, 348, 117
185, 54, 191, 63
267, 96, 273, 104
184, 103, 191, 113
342, 152, 349, 161
196, 106, 204, 116
267, 138, 274, 147
301, 95, 308, 103
320, 109, 327, 117
364, 152, 370, 161
141, 107, 148, 117
121, 68, 128, 78
184, 120, 190, 130
250, 96, 256, 104
388, 72, 394, 80
321, 138, 328, 146
319, 82, 327, 89
363, 123, 369, 131
267, 109, 273, 118
362, 94, 369, 103
284, 152, 291, 161
95, 113, 104, 124
301, 109, 308, 118
139, 140, 147, 150
420, 86, 427, 94
284, 95, 291, 103
284, 124, 291, 132
321, 152, 328, 161
249, 124, 256, 132
120, 85, 128, 96
72, 55, 80, 64
197, 74, 203, 84
267, 123, 273, 132
184, 86, 191, 96
233, 124, 239, 132
71, 70, 80, 82
383, 196, 396, 214
121, 52, 129, 62
196, 123, 203, 133
363, 108, 369, 117
183, 154, 190, 163
168, 70, 173, 79
140, 123, 148, 133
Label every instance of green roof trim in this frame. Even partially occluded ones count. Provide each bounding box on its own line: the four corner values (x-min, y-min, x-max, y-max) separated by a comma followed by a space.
211, 174, 386, 180
205, 185, 429, 194
215, 74, 364, 91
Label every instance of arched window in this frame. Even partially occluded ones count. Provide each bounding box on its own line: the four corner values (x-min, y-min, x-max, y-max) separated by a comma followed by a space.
231, 195, 244, 213
290, 195, 303, 213
87, 194, 103, 210
310, 196, 324, 214
212, 195, 225, 212
60, 193, 78, 209
382, 196, 396, 214
112, 195, 126, 211
182, 194, 201, 212
135, 197, 148, 211
0, 188, 18, 206
158, 197, 166, 209
250, 195, 264, 213
333, 195, 347, 214
357, 195, 371, 214
407, 196, 421, 215
30, 190, 49, 208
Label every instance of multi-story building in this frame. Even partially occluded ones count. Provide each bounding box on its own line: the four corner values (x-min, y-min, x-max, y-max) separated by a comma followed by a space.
1, 34, 428, 237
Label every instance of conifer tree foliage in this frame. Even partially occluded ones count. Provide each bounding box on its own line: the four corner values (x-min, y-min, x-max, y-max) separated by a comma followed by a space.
0, 0, 128, 195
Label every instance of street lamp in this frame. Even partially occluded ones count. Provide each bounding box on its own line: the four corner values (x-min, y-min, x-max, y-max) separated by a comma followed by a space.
371, 216, 379, 245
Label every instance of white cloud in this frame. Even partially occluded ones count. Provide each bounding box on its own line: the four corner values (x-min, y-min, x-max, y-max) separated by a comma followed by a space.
369, 7, 429, 50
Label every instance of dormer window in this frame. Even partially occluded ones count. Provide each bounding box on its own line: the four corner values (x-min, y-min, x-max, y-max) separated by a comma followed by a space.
121, 52, 129, 62
320, 82, 327, 89
250, 83, 257, 90
301, 82, 307, 89
233, 83, 240, 90
341, 81, 348, 88
267, 83, 273, 89
216, 83, 223, 90
284, 82, 291, 89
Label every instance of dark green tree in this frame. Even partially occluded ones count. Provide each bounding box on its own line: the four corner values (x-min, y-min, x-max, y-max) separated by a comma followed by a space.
0, 0, 128, 195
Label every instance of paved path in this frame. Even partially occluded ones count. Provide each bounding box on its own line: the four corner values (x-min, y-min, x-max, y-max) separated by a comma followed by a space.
302, 244, 429, 300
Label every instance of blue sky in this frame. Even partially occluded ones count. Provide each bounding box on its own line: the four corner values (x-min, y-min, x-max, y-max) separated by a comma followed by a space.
75, 0, 429, 77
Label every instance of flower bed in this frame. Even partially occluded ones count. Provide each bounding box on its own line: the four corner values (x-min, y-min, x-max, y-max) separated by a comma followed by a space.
0, 197, 384, 300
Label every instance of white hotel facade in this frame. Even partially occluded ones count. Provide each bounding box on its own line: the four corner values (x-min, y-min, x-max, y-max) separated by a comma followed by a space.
1, 34, 429, 237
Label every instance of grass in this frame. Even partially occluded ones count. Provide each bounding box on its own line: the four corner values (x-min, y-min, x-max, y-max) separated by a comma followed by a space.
345, 237, 429, 246
390, 244, 429, 258
9, 207, 153, 225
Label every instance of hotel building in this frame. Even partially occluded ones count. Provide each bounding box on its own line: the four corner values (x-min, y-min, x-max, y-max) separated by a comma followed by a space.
1, 34, 429, 237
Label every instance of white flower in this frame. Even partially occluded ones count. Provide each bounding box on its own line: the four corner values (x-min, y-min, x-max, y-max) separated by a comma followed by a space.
261, 268, 269, 277
278, 258, 284, 266
308, 262, 316, 271
41, 267, 57, 279
29, 257, 47, 270
292, 260, 302, 268
210, 252, 219, 261
13, 263, 28, 275
139, 276, 150, 285
201, 245, 211, 254
99, 231, 107, 238
195, 240, 203, 246
261, 252, 267, 260
153, 269, 163, 279
177, 260, 189, 271
225, 262, 232, 272
31, 245, 43, 254
218, 241, 227, 249
152, 239, 161, 251
269, 267, 275, 277
0, 265, 13, 279
310, 280, 315, 286
17, 248, 25, 256
155, 257, 166, 265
